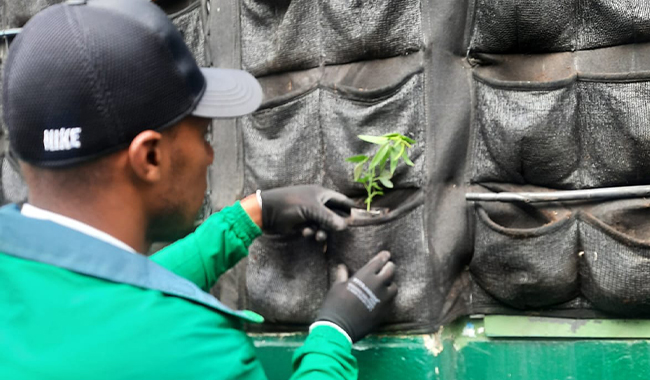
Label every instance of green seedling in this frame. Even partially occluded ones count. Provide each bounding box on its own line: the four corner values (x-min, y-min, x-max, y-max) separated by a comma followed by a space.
346, 133, 416, 212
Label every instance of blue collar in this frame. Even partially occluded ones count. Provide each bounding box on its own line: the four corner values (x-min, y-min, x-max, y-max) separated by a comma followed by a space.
0, 204, 262, 324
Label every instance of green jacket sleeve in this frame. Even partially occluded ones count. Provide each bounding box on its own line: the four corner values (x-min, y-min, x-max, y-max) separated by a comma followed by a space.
150, 201, 262, 291
290, 325, 359, 380
151, 203, 358, 380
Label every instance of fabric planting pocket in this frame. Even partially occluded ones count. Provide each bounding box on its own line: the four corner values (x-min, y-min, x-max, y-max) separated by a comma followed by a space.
470, 202, 579, 309
469, 0, 650, 53
241, 90, 322, 195
577, 1, 650, 50
320, 0, 422, 65
472, 77, 579, 188
246, 235, 328, 324
240, 0, 320, 76
579, 199, 650, 316
321, 73, 426, 195
578, 81, 650, 188
328, 190, 431, 325
169, 1, 207, 66
469, 0, 575, 53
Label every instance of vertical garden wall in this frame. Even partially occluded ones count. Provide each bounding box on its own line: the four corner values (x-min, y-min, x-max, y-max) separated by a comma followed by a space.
4, 0, 650, 333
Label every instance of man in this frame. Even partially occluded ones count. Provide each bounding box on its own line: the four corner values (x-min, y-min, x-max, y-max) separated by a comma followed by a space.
0, 0, 398, 379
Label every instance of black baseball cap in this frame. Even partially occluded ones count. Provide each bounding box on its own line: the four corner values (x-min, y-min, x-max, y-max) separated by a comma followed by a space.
3, 0, 262, 167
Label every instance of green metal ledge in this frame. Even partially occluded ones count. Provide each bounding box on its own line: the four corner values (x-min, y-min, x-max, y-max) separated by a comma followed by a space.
252, 316, 650, 380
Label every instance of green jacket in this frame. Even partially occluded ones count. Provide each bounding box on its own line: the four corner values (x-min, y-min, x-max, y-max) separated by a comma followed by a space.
0, 203, 357, 379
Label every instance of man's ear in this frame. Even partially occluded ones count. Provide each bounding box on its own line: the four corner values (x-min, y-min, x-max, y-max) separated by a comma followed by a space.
128, 130, 164, 183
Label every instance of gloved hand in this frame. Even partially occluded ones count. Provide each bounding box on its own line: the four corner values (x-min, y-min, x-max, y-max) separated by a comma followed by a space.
260, 185, 356, 238
316, 251, 397, 343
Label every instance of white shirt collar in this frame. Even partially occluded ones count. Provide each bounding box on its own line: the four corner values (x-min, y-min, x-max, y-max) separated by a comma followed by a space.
21, 203, 137, 254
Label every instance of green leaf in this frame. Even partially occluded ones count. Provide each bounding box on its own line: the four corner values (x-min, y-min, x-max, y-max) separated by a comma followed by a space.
400, 135, 416, 144
383, 133, 400, 138
354, 162, 365, 181
401, 150, 415, 166
390, 155, 399, 175
389, 144, 405, 175
380, 146, 392, 168
369, 143, 391, 169
346, 155, 369, 163
372, 182, 382, 190
390, 144, 404, 161
378, 177, 394, 188
359, 135, 389, 145
378, 168, 391, 179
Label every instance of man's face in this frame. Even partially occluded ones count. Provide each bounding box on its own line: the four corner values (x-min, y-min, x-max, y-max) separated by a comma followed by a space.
146, 116, 214, 242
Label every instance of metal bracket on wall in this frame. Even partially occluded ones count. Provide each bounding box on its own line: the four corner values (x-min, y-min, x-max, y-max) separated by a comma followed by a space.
0, 28, 21, 39
466, 185, 650, 203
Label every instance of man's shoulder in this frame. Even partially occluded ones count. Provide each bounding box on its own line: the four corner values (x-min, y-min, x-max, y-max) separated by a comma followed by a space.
0, 250, 262, 380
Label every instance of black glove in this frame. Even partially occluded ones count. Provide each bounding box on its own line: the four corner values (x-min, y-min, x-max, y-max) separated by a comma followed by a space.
316, 251, 397, 343
260, 185, 356, 237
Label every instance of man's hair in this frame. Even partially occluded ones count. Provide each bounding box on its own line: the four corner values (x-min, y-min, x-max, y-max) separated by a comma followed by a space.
20, 153, 115, 198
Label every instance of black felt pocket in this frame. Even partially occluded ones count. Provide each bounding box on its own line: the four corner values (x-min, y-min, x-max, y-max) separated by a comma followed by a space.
321, 73, 426, 194
469, 0, 650, 54
472, 77, 579, 188
240, 0, 422, 76
240, 0, 320, 76
169, 1, 207, 66
328, 190, 430, 325
470, 202, 579, 309
577, 1, 650, 50
241, 90, 322, 195
246, 235, 327, 324
469, 0, 576, 53
578, 81, 650, 188
320, 0, 422, 65
579, 200, 650, 316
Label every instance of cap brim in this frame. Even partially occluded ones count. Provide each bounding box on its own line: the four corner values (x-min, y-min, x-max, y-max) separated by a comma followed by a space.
192, 68, 263, 118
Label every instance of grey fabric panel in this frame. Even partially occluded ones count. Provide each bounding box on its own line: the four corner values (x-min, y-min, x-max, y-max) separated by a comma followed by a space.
204, 0, 246, 210
320, 0, 422, 65
246, 235, 327, 324
469, 277, 604, 318
578, 1, 650, 51
469, 0, 576, 53
472, 77, 650, 190
470, 203, 579, 309
422, 0, 474, 329
470, 0, 650, 54
579, 81, 650, 188
240, 0, 320, 77
472, 78, 579, 187
580, 204, 650, 316
241, 90, 322, 195
170, 2, 207, 67
321, 73, 426, 194
328, 199, 431, 324
1, 156, 28, 204
240, 0, 422, 76
2, 0, 62, 27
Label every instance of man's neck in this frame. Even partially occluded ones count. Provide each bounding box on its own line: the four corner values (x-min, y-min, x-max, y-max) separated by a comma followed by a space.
27, 195, 150, 253
21, 203, 138, 253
